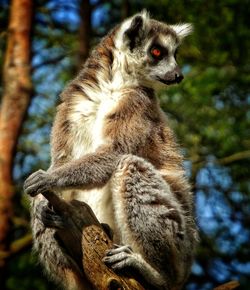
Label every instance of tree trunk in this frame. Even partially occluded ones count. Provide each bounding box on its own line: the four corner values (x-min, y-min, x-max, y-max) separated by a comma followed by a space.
78, 0, 91, 69
121, 0, 130, 20
0, 0, 33, 282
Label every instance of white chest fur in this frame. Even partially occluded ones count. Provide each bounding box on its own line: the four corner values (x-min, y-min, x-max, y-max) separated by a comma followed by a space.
67, 93, 121, 229
66, 58, 135, 229
69, 94, 120, 157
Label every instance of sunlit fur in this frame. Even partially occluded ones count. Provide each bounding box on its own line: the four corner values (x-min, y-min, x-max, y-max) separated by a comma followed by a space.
29, 11, 198, 290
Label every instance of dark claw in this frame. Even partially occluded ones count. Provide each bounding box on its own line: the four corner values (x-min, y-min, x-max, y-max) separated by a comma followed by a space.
24, 169, 53, 197
103, 244, 135, 270
25, 183, 45, 197
109, 245, 133, 255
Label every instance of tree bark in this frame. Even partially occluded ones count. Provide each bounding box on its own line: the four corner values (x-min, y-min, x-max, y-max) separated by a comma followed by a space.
0, 0, 33, 278
121, 0, 130, 20
78, 0, 92, 69
213, 281, 240, 290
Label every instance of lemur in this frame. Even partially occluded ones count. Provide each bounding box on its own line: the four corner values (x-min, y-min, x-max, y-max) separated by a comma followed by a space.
24, 11, 198, 290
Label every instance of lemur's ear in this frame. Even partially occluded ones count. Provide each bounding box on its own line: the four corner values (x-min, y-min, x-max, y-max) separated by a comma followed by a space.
124, 16, 143, 49
123, 12, 148, 50
170, 23, 193, 41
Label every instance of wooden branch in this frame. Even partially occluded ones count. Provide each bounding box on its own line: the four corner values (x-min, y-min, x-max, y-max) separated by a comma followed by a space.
31, 54, 67, 72
0, 233, 32, 263
213, 281, 240, 290
218, 150, 250, 165
41, 190, 145, 290
191, 149, 250, 176
78, 0, 91, 69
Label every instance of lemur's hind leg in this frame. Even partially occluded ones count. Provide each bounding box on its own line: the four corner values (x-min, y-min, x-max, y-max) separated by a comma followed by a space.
31, 196, 86, 290
105, 155, 188, 289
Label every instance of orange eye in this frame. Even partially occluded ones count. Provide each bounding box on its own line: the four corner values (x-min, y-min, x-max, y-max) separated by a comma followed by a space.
152, 48, 161, 57
150, 46, 164, 60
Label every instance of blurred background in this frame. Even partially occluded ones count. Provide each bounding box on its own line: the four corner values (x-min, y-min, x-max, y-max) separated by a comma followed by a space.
0, 0, 249, 289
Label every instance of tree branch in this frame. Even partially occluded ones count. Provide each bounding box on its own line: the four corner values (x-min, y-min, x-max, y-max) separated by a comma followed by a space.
218, 150, 250, 165
31, 54, 67, 72
191, 149, 250, 178
213, 280, 240, 290
0, 233, 32, 262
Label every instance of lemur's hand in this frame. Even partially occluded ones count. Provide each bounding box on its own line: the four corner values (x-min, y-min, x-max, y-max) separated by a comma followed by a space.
24, 169, 57, 197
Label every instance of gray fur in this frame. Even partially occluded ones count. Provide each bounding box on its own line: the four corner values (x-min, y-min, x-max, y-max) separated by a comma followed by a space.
25, 147, 120, 195
110, 155, 194, 289
24, 12, 198, 290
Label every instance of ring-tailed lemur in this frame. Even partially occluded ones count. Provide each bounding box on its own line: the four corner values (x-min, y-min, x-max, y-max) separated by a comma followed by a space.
24, 11, 198, 290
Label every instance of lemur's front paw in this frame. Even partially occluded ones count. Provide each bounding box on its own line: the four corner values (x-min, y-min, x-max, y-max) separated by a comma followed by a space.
103, 244, 138, 270
24, 169, 57, 197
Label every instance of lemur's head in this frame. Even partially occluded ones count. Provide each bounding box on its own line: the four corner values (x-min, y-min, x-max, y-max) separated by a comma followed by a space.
114, 11, 193, 88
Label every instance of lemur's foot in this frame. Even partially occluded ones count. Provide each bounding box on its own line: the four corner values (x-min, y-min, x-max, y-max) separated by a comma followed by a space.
103, 244, 139, 270
37, 201, 65, 229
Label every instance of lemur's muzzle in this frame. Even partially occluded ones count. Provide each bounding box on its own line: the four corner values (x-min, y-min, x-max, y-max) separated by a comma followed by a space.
159, 66, 184, 85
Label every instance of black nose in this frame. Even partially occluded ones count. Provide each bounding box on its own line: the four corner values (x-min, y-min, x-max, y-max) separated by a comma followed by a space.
175, 73, 183, 83
174, 67, 184, 83
160, 66, 184, 85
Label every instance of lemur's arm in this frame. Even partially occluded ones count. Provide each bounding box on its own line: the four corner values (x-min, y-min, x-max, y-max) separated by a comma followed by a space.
24, 145, 121, 197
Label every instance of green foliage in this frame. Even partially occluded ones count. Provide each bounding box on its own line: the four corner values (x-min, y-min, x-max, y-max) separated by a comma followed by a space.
6, 252, 54, 290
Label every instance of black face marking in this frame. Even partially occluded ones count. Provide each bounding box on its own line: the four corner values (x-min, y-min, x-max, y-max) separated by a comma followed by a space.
125, 16, 143, 51
149, 44, 168, 61
148, 42, 168, 65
